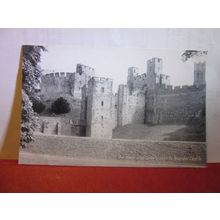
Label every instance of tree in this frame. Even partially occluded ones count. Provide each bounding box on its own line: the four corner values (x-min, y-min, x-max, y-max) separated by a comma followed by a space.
181, 50, 208, 62
21, 45, 46, 148
51, 97, 71, 114
20, 90, 39, 147
32, 97, 45, 114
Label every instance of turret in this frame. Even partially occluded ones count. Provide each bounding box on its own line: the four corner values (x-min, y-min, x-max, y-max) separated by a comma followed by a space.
147, 57, 163, 76
194, 62, 206, 87
86, 77, 113, 138
127, 67, 139, 94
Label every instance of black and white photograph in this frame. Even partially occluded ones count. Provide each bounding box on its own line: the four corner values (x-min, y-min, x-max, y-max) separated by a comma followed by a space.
19, 45, 207, 167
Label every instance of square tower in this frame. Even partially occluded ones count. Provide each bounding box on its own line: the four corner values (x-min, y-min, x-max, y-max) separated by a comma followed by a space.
146, 58, 163, 90
194, 62, 206, 87
127, 67, 139, 94
86, 77, 113, 138
72, 64, 95, 99
147, 57, 163, 76
117, 84, 129, 127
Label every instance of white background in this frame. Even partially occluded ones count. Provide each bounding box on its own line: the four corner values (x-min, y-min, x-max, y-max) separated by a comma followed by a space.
0, 194, 219, 220
0, 0, 219, 218
0, 28, 220, 162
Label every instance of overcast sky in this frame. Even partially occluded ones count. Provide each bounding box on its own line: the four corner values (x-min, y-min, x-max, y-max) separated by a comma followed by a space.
40, 46, 206, 92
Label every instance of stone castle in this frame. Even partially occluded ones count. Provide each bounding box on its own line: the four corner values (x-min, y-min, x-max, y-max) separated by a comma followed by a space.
38, 58, 206, 139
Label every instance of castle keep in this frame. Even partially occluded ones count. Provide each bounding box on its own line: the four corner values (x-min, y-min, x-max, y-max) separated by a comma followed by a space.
38, 58, 206, 139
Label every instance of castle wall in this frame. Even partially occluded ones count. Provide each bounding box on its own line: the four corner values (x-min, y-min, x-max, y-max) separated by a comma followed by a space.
37, 116, 62, 135
117, 85, 145, 126
130, 57, 170, 93
40, 72, 75, 99
127, 93, 145, 124
86, 77, 113, 138
112, 93, 118, 129
133, 73, 150, 91
39, 73, 82, 136
145, 85, 206, 125
38, 58, 206, 138
160, 74, 171, 85
39, 94, 82, 129
37, 116, 80, 136
117, 85, 129, 127
40, 64, 95, 100
80, 85, 88, 136
39, 64, 95, 137
60, 117, 80, 136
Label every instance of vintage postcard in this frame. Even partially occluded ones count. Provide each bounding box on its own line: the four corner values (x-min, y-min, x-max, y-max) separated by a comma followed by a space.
19, 46, 207, 167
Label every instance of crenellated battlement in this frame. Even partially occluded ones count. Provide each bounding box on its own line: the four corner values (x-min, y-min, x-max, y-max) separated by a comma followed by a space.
40, 63, 96, 100
76, 64, 95, 76
88, 76, 113, 87
124, 57, 206, 126
42, 72, 74, 80
154, 83, 206, 95
39, 56, 206, 135
91, 76, 113, 82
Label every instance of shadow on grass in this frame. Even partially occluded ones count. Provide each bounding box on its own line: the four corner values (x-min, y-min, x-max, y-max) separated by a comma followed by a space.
163, 124, 206, 142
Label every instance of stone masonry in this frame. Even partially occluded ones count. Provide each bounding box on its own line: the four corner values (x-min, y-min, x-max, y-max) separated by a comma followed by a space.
40, 64, 95, 99
38, 57, 206, 138
82, 77, 113, 138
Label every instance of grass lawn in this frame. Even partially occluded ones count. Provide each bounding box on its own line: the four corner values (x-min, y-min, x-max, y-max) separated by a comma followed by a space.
163, 124, 206, 142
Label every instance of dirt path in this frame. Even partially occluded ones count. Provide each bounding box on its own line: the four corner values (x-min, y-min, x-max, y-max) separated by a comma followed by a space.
113, 124, 186, 140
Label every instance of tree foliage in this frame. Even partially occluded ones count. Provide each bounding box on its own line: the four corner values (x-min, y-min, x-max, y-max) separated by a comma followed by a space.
21, 45, 46, 148
181, 50, 208, 62
32, 97, 46, 114
20, 90, 39, 147
22, 45, 46, 96
51, 97, 71, 114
